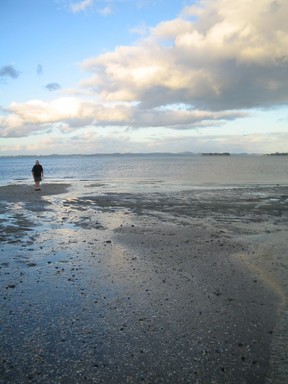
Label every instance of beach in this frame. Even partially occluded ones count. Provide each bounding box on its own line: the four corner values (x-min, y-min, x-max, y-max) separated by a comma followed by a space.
0, 182, 287, 383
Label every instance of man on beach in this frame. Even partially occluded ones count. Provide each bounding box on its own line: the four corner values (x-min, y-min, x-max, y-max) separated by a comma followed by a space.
32, 160, 44, 191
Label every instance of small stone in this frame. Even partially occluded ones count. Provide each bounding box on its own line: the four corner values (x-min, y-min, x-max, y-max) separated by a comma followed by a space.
6, 284, 16, 289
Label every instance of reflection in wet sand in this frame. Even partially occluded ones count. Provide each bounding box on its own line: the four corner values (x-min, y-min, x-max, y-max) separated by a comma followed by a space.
0, 182, 287, 383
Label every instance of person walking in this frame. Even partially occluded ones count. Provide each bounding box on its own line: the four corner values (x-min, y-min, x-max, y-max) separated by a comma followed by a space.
32, 160, 44, 191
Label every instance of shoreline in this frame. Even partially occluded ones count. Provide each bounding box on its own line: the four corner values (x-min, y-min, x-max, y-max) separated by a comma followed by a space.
0, 182, 287, 383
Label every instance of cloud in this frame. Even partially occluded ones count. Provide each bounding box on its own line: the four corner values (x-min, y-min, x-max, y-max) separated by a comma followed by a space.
0, 65, 20, 79
97, 6, 114, 16
0, 96, 245, 138
2, 128, 287, 155
71, 0, 93, 13
0, 98, 128, 137
1, 0, 288, 146
37, 64, 43, 75
80, 0, 288, 111
45, 82, 62, 91
130, 23, 150, 36
69, 0, 114, 15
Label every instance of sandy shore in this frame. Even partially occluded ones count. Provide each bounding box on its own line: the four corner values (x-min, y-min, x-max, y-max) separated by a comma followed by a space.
0, 182, 287, 383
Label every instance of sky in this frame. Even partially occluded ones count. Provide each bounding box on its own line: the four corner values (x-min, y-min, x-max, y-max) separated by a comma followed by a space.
0, 0, 288, 155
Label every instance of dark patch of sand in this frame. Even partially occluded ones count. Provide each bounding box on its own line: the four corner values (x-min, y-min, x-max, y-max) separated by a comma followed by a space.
0, 183, 70, 203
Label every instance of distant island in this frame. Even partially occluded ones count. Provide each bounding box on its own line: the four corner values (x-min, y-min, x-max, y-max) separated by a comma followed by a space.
266, 152, 288, 156
202, 152, 231, 156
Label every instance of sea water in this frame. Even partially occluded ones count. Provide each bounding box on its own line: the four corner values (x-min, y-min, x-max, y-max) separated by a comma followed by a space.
0, 154, 287, 191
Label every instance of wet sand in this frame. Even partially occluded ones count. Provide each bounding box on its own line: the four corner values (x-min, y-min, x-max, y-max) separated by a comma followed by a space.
0, 182, 287, 383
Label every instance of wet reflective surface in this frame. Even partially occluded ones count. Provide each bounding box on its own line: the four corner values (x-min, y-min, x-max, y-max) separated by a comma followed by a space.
1, 182, 287, 383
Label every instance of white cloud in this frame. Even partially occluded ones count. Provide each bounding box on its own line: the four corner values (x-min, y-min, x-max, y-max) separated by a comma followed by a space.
2, 128, 287, 155
130, 23, 150, 36
0, 98, 133, 137
71, 0, 93, 13
1, 0, 288, 154
97, 6, 114, 16
70, 0, 114, 15
0, 95, 245, 138
80, 0, 288, 110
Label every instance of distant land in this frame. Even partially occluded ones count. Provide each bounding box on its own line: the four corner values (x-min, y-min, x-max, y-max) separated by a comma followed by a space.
266, 152, 288, 156
202, 152, 230, 156
0, 152, 271, 158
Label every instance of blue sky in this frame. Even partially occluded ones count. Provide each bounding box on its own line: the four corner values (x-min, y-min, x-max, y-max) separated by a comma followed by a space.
0, 0, 287, 155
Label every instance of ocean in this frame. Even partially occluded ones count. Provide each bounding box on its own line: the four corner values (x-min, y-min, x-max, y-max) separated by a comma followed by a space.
0, 154, 287, 191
